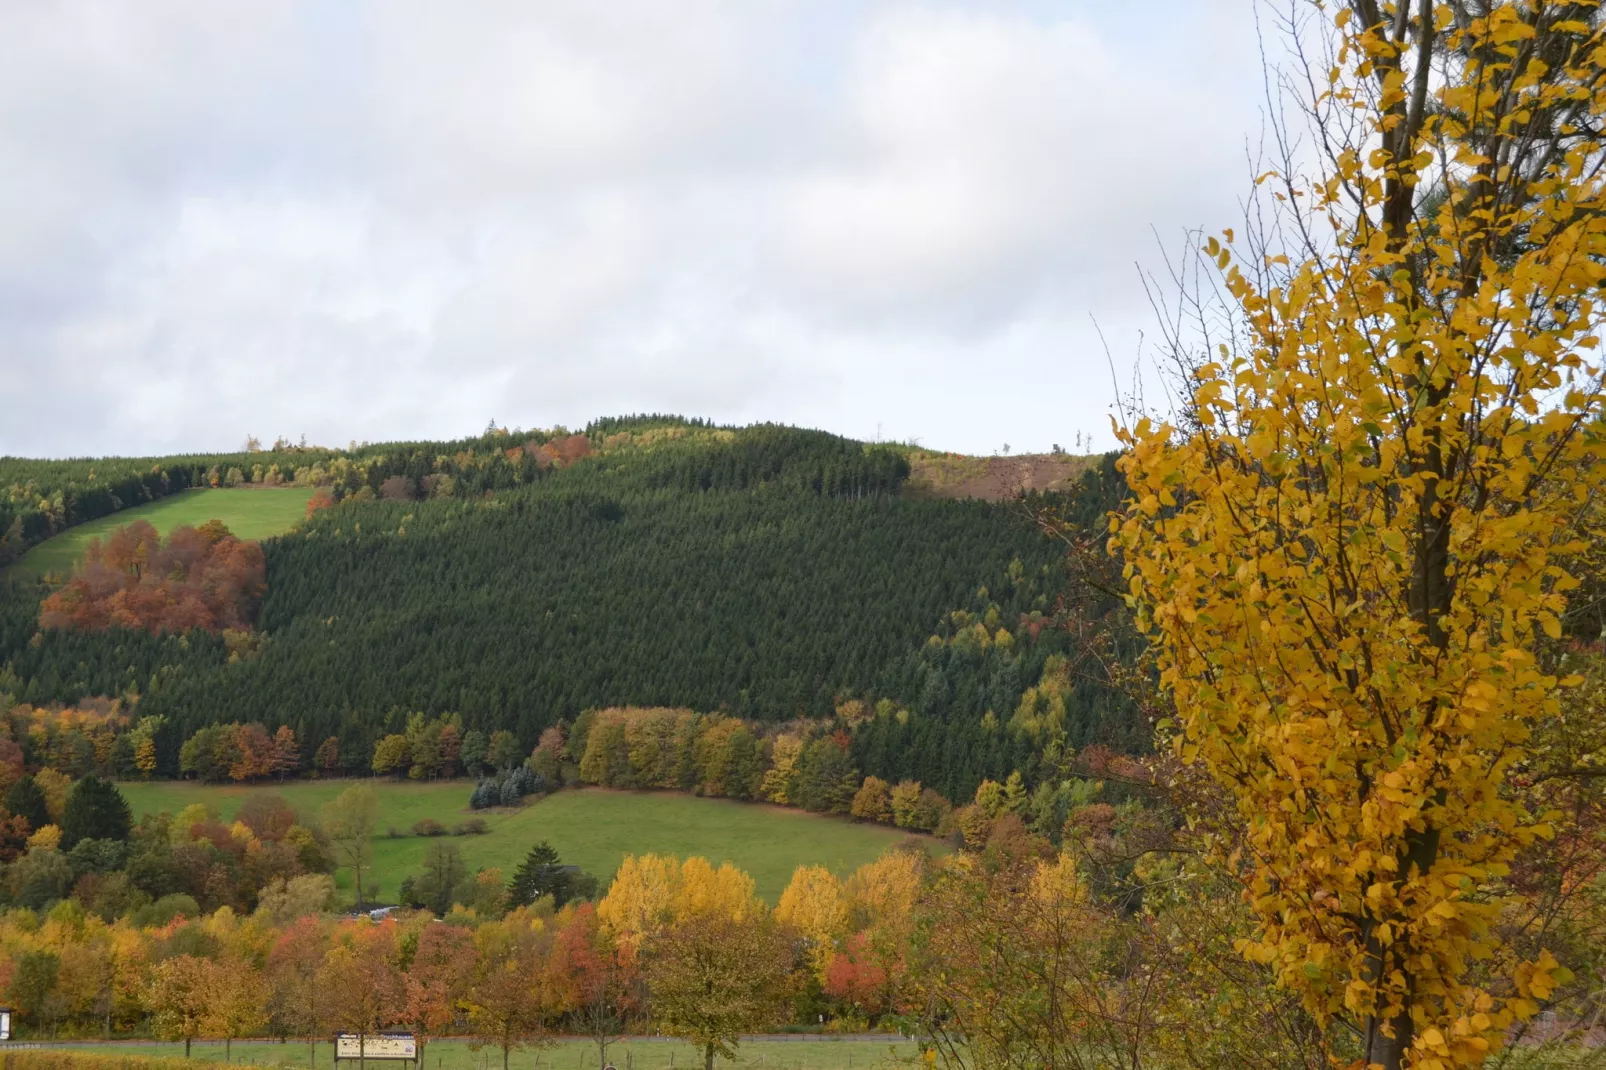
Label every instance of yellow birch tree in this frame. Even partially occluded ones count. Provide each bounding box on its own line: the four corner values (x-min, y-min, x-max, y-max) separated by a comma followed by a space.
1116, 3, 1606, 1067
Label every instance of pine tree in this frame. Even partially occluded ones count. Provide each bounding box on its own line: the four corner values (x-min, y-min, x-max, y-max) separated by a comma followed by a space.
507, 842, 568, 908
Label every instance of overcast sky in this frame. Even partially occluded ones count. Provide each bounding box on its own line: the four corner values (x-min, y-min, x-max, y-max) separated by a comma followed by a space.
0, 0, 1265, 459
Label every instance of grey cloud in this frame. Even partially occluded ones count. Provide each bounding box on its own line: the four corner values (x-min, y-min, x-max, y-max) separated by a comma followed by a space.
0, 0, 1264, 458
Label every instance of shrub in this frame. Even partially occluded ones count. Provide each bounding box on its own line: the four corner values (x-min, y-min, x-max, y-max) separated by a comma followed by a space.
411, 818, 447, 837
451, 819, 488, 836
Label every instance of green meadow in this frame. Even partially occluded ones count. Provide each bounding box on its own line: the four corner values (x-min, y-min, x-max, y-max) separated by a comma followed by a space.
12, 487, 315, 578
42, 1037, 918, 1070
117, 782, 932, 905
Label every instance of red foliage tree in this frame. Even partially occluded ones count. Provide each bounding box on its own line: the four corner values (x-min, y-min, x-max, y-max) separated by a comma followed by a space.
548, 903, 640, 1068
823, 933, 891, 1016
230, 724, 277, 782
306, 490, 336, 518
40, 521, 266, 635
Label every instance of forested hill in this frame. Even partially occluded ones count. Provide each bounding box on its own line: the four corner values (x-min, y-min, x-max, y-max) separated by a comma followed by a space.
0, 419, 1132, 799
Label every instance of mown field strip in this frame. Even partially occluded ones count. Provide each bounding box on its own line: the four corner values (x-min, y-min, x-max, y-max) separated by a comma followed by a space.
119, 782, 929, 904
13, 488, 315, 577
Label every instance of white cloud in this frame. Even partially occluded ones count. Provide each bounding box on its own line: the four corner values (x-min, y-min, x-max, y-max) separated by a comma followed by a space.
0, 0, 1265, 458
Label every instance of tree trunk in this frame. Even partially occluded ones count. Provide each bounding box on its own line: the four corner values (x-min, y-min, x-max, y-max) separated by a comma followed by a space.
310, 1036, 317, 1070
226, 1037, 232, 1063
186, 1037, 192, 1059
704, 1043, 714, 1070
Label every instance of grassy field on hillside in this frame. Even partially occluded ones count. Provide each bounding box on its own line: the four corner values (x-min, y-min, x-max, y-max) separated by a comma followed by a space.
13, 487, 315, 578
41, 1038, 918, 1070
117, 782, 929, 904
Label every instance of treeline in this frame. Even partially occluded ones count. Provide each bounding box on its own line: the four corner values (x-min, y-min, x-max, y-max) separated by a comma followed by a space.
0, 417, 908, 570
0, 799, 1501, 1068
75, 702, 1105, 850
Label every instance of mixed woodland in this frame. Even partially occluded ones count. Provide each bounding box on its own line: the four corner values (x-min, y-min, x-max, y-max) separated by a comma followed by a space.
11, 0, 1606, 1065
0, 421, 1133, 808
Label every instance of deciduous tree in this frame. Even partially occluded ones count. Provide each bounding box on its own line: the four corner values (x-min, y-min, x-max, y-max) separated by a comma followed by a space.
465, 917, 553, 1070
145, 954, 211, 1058
1115, 2, 1606, 1063
202, 956, 268, 1063
643, 912, 792, 1070
319, 920, 405, 1070
402, 920, 474, 1066
775, 865, 847, 981
322, 786, 378, 908
267, 916, 332, 1068
849, 777, 891, 824
548, 904, 639, 1070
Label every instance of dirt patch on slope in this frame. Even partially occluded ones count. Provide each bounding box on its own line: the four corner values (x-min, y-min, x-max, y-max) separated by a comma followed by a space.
905, 452, 1095, 502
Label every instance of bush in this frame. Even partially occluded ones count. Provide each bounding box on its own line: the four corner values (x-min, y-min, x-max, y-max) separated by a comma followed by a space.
451, 818, 488, 836
412, 818, 447, 837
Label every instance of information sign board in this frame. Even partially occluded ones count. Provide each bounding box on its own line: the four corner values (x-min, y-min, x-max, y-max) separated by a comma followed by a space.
335, 1034, 416, 1061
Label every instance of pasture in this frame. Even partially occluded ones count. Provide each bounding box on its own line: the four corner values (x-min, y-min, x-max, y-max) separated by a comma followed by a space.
12, 487, 315, 578
117, 781, 932, 904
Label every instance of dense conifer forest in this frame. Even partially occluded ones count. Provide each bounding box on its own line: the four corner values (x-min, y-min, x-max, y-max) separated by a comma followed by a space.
0, 420, 1131, 799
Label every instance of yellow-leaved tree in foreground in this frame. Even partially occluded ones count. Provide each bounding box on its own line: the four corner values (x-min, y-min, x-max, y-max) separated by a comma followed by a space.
1116, 3, 1606, 1068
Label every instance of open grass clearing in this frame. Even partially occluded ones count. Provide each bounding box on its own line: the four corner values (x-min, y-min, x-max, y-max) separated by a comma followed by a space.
13, 488, 315, 579
117, 782, 933, 904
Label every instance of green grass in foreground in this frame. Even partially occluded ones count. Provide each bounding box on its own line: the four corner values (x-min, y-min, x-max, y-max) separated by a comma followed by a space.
13, 488, 315, 578
46, 1039, 917, 1070
117, 782, 931, 904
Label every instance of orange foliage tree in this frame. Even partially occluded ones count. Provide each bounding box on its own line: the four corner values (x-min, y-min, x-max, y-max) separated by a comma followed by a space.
40, 520, 266, 634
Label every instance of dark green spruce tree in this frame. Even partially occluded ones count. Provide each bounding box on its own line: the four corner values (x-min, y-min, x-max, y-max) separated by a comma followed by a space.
60, 776, 132, 850
5, 776, 50, 834
507, 841, 578, 908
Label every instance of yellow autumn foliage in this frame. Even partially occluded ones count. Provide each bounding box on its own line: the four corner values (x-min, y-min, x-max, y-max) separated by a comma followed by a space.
1115, 3, 1606, 1066
775, 865, 847, 979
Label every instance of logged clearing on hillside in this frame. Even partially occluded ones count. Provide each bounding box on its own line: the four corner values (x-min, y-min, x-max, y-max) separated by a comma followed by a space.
118, 781, 931, 904
13, 488, 314, 578
904, 450, 1094, 501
